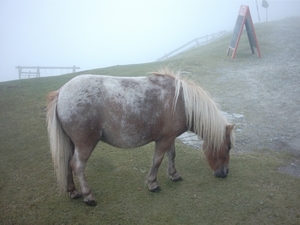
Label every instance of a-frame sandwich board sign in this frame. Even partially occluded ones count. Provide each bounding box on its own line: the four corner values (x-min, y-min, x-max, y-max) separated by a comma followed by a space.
227, 5, 261, 59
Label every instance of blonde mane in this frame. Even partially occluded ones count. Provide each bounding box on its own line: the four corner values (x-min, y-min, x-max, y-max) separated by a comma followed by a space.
153, 69, 230, 152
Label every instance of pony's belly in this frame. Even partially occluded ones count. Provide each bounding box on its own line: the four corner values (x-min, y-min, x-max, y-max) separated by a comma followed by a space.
100, 128, 154, 149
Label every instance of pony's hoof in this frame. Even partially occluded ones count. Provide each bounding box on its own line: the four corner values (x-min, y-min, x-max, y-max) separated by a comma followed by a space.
170, 173, 183, 182
150, 186, 161, 193
85, 200, 97, 206
171, 176, 183, 182
69, 191, 82, 199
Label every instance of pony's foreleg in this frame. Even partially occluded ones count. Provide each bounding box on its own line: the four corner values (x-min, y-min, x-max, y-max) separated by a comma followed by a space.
70, 145, 96, 206
166, 142, 183, 182
147, 138, 175, 192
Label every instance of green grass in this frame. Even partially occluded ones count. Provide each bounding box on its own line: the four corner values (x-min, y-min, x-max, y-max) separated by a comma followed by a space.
1, 18, 300, 224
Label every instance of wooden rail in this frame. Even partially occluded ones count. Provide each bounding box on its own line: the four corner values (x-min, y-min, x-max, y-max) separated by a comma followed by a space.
15, 66, 80, 79
156, 31, 226, 61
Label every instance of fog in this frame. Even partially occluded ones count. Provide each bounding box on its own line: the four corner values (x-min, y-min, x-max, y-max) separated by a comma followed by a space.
1, 0, 299, 82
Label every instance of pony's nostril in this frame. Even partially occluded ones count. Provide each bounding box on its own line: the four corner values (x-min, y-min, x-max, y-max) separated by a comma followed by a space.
214, 168, 228, 178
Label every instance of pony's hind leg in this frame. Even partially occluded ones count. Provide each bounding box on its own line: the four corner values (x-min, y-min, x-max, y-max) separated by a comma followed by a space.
167, 142, 183, 182
70, 144, 97, 206
67, 165, 82, 199
67, 144, 82, 199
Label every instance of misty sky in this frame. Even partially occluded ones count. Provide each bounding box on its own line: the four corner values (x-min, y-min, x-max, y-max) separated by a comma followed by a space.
1, 0, 300, 82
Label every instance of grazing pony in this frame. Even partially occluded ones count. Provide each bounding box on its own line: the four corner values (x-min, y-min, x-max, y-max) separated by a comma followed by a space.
47, 69, 235, 206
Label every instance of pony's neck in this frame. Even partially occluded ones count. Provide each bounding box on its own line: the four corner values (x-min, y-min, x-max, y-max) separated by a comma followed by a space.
175, 75, 227, 151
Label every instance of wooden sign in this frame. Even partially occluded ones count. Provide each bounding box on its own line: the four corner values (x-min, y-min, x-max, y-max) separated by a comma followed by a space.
227, 5, 261, 59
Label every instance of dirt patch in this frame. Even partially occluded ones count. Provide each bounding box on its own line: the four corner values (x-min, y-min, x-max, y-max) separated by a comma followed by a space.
278, 158, 300, 178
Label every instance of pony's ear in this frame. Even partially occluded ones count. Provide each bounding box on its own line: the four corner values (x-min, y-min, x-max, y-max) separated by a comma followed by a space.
226, 124, 235, 134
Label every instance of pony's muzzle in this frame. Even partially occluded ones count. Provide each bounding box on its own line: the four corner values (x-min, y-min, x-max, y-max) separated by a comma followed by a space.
214, 167, 229, 178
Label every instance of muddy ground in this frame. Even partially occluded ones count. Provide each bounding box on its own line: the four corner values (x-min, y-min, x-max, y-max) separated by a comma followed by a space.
179, 17, 300, 177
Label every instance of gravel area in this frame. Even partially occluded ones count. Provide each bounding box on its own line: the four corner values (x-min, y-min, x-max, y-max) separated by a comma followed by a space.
178, 17, 300, 177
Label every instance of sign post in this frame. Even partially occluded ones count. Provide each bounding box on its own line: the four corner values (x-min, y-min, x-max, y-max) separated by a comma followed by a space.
227, 5, 261, 59
262, 0, 269, 22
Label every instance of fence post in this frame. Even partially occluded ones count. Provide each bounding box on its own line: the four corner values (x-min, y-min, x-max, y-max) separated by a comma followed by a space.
37, 67, 40, 78
17, 66, 22, 79
72, 65, 76, 73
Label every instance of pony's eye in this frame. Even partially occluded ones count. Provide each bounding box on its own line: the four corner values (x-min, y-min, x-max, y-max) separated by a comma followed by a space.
228, 145, 231, 151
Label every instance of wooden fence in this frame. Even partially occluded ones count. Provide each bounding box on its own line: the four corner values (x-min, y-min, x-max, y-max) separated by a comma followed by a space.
15, 66, 80, 79
156, 30, 227, 61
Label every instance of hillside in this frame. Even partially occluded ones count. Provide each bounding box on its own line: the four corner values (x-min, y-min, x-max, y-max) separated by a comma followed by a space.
86, 16, 300, 156
0, 17, 299, 224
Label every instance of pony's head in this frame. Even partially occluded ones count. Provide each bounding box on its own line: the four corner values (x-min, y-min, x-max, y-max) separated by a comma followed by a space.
204, 124, 235, 178
165, 69, 236, 178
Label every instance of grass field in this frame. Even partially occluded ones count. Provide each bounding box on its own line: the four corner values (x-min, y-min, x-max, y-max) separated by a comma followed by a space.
1, 19, 300, 224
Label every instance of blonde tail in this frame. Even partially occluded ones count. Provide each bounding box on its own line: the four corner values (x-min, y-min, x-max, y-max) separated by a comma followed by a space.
46, 91, 71, 192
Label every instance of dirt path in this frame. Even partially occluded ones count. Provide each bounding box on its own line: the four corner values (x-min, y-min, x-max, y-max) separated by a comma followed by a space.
218, 17, 300, 177
179, 17, 300, 177
218, 18, 299, 153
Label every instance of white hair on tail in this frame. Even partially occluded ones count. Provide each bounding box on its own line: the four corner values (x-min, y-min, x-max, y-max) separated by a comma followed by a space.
154, 68, 229, 152
47, 90, 71, 192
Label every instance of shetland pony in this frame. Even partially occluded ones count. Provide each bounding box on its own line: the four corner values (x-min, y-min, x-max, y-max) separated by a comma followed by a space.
47, 69, 235, 206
